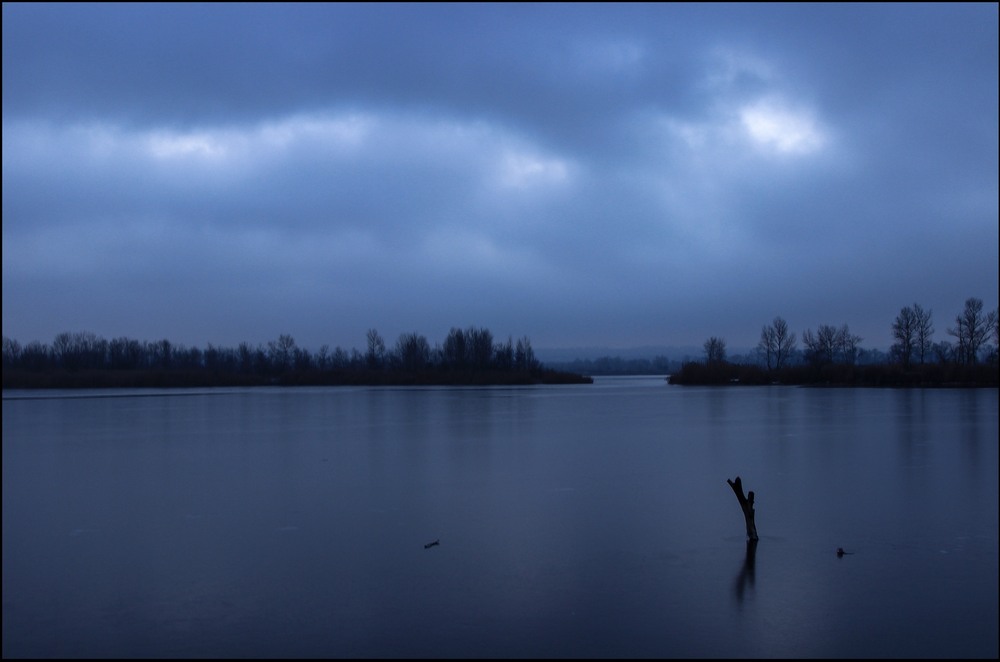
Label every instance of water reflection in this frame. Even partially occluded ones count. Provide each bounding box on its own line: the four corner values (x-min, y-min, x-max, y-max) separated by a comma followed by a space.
732, 538, 758, 605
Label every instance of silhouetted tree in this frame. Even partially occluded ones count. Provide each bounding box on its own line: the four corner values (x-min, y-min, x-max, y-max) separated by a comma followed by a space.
494, 336, 514, 370
268, 334, 297, 373
176, 345, 203, 369
147, 339, 173, 369
53, 331, 105, 371
52, 332, 74, 369
773, 316, 797, 369
443, 327, 468, 369
253, 345, 270, 373
203, 343, 222, 372
21, 341, 51, 370
109, 336, 143, 370
837, 324, 862, 365
236, 341, 254, 374
704, 336, 727, 365
331, 346, 350, 369
315, 344, 331, 371
466, 326, 494, 370
758, 316, 796, 370
514, 336, 537, 371
365, 328, 386, 369
891, 306, 918, 369
395, 332, 431, 372
802, 325, 838, 366
293, 346, 313, 371
3, 336, 22, 368
948, 297, 998, 364
892, 304, 935, 368
991, 312, 1000, 365
913, 303, 934, 365
803, 324, 861, 366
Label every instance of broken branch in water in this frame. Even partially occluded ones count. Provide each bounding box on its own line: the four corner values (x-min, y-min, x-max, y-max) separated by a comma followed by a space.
727, 476, 759, 541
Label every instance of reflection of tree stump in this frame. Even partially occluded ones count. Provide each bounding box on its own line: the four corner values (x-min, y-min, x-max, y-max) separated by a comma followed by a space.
734, 538, 759, 603
727, 476, 759, 541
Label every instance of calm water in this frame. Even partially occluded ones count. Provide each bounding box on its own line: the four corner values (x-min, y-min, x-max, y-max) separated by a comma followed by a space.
3, 378, 997, 658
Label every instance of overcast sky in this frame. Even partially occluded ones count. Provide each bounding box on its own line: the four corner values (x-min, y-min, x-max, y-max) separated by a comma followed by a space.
3, 3, 997, 356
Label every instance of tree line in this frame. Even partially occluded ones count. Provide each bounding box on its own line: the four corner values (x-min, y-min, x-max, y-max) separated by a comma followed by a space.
672, 296, 999, 386
4, 297, 997, 390
1, 326, 592, 389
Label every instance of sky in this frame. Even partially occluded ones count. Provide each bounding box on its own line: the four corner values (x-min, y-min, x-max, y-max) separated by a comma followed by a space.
3, 3, 998, 357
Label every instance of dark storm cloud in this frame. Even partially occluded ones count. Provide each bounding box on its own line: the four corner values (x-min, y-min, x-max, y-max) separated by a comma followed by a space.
3, 3, 997, 353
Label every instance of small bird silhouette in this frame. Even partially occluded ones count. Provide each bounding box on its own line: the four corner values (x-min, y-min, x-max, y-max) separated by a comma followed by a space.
424, 539, 440, 549
837, 547, 853, 557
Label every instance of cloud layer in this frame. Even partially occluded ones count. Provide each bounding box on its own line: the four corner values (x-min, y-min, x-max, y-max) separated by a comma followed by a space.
3, 4, 997, 353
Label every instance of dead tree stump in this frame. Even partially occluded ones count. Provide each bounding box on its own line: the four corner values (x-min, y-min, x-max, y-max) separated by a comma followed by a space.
727, 476, 759, 541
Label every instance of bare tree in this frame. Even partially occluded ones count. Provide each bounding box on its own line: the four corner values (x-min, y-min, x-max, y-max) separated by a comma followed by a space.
803, 323, 861, 365
331, 346, 350, 369
802, 325, 838, 365
948, 297, 998, 364
20, 341, 52, 370
773, 317, 796, 369
315, 344, 331, 371
837, 324, 862, 365
514, 336, 537, 371
237, 342, 255, 373
893, 303, 934, 368
465, 326, 494, 370
758, 316, 796, 370
494, 336, 514, 370
2, 336, 22, 368
891, 306, 917, 368
109, 336, 143, 370
293, 346, 313, 371
174, 344, 202, 370
52, 331, 106, 371
758, 327, 775, 369
365, 328, 386, 369
442, 327, 467, 369
268, 334, 297, 372
395, 332, 431, 372
926, 341, 949, 363
992, 310, 1000, 364
52, 332, 74, 368
704, 336, 727, 365
913, 303, 934, 365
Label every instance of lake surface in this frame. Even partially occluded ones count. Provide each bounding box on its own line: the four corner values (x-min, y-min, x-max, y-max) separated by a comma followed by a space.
3, 378, 997, 658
